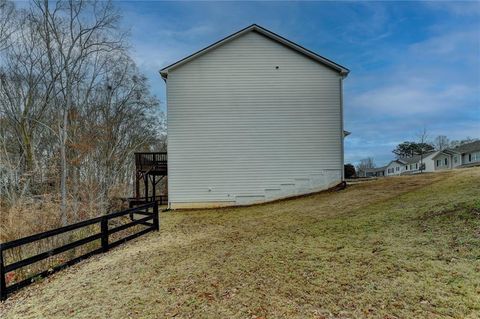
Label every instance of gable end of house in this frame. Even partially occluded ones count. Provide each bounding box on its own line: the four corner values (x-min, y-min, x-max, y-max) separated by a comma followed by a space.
159, 24, 349, 79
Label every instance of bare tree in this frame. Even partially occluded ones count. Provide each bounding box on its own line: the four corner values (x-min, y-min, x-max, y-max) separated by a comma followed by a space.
449, 137, 478, 149
0, 0, 15, 51
76, 53, 161, 211
0, 0, 164, 238
0, 9, 58, 174
434, 135, 450, 150
32, 0, 125, 224
356, 157, 376, 176
417, 128, 430, 173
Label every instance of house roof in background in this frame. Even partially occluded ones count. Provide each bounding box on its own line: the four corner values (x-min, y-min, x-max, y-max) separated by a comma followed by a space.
386, 159, 406, 167
451, 140, 480, 154
399, 151, 436, 164
431, 149, 458, 159
159, 24, 350, 79
364, 166, 386, 172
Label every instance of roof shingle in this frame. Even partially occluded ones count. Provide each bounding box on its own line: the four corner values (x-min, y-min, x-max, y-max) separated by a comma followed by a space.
451, 140, 480, 154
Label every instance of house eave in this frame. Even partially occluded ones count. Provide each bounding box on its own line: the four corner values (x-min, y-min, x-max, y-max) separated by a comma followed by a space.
159, 24, 349, 79
431, 150, 460, 160
159, 70, 168, 80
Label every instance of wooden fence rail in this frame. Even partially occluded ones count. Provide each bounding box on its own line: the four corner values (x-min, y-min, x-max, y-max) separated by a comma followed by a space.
0, 201, 159, 300
127, 195, 168, 207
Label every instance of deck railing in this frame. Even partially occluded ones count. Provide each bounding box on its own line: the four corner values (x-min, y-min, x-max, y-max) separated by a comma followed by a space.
135, 152, 167, 172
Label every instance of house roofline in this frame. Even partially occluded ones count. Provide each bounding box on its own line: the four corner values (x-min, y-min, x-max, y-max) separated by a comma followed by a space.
386, 159, 406, 167
159, 24, 349, 79
431, 149, 459, 159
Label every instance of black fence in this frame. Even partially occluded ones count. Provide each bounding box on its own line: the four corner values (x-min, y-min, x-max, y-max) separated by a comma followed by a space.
128, 195, 168, 207
0, 202, 159, 300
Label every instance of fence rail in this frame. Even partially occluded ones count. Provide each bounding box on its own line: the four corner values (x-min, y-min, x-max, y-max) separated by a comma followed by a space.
0, 201, 159, 300
128, 195, 168, 207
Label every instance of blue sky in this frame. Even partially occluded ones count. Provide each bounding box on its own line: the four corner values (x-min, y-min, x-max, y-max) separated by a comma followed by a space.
118, 1, 480, 166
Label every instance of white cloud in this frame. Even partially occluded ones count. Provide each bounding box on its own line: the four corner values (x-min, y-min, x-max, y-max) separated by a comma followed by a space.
352, 83, 477, 116
154, 25, 215, 39
409, 30, 480, 60
424, 1, 480, 16
131, 41, 190, 71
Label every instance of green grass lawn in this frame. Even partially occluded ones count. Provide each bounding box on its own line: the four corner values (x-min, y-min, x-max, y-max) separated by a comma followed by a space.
1, 168, 479, 319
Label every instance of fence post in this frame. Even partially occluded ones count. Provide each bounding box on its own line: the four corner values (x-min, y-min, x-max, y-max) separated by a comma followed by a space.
0, 245, 7, 300
101, 216, 109, 252
153, 202, 159, 231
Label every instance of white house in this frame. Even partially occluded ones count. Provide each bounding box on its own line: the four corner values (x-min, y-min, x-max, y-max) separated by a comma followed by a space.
363, 140, 480, 179
458, 141, 480, 166
361, 153, 435, 177
384, 160, 401, 176
362, 166, 386, 177
432, 141, 480, 170
432, 150, 458, 171
159, 24, 349, 209
401, 151, 437, 174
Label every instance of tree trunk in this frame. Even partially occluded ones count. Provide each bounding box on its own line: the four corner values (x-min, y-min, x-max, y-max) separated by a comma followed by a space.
21, 127, 36, 173
59, 80, 71, 226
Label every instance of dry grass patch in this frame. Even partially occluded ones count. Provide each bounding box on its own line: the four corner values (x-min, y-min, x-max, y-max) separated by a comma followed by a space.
1, 168, 479, 319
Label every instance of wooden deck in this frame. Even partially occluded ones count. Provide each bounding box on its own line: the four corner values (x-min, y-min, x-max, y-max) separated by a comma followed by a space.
134, 152, 167, 204
135, 152, 167, 175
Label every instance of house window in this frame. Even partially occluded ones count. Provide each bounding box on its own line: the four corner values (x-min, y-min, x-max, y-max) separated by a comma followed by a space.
444, 158, 448, 166
396, 166, 399, 171
415, 163, 418, 169
454, 156, 458, 163
471, 152, 480, 162
469, 154, 472, 162
436, 159, 440, 166
405, 166, 408, 170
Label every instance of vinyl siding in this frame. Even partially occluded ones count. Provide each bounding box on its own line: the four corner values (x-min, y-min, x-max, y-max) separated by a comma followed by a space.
463, 151, 480, 165
434, 154, 452, 170
166, 31, 343, 207
385, 162, 403, 176
422, 152, 437, 172
452, 154, 461, 167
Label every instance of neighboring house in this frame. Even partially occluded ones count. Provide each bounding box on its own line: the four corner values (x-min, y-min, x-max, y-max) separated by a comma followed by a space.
433, 140, 480, 170
432, 149, 458, 171
400, 156, 422, 174
160, 24, 349, 208
362, 166, 386, 177
457, 140, 480, 167
385, 160, 405, 176
400, 151, 437, 174
364, 140, 480, 178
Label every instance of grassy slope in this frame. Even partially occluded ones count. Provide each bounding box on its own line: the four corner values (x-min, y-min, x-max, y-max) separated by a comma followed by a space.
1, 168, 479, 319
